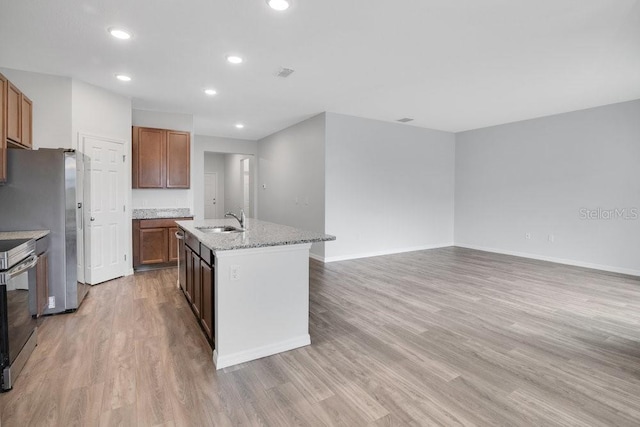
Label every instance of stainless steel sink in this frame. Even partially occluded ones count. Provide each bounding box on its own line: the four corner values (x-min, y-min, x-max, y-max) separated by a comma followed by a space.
196, 225, 244, 234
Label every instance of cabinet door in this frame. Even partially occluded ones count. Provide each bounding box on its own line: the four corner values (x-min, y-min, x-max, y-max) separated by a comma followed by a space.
133, 127, 165, 188
166, 130, 190, 188
192, 254, 201, 317
139, 228, 168, 264
168, 227, 180, 262
178, 232, 186, 290
185, 248, 193, 303
36, 253, 49, 317
200, 262, 214, 342
0, 74, 7, 183
20, 95, 32, 149
6, 82, 21, 144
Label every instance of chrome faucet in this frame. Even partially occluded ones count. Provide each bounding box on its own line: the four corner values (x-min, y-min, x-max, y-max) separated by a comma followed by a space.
225, 209, 246, 229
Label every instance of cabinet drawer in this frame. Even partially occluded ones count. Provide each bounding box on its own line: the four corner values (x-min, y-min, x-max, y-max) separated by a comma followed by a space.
200, 244, 213, 266
185, 230, 199, 252
139, 217, 191, 229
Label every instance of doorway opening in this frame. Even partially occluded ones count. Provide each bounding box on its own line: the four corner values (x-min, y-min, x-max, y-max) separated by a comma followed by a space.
203, 152, 255, 219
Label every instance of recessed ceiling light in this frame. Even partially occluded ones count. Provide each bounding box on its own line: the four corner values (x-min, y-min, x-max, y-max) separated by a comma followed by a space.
267, 0, 291, 11
204, 89, 217, 96
108, 27, 131, 40
235, 123, 245, 129
115, 74, 131, 82
226, 55, 244, 64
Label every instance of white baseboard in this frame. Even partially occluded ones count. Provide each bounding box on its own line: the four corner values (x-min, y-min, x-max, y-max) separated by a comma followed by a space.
309, 252, 325, 262
213, 334, 311, 370
455, 243, 640, 277
324, 242, 455, 263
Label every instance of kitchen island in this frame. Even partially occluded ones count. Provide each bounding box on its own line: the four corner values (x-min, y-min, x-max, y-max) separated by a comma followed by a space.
176, 218, 335, 369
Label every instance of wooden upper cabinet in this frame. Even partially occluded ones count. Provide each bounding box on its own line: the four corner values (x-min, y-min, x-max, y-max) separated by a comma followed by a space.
6, 82, 21, 144
166, 130, 190, 188
132, 126, 190, 189
2, 76, 33, 151
1, 74, 7, 183
20, 95, 32, 149
133, 127, 165, 188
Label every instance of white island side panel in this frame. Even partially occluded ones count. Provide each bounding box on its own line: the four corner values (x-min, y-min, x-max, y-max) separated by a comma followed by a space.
213, 243, 312, 369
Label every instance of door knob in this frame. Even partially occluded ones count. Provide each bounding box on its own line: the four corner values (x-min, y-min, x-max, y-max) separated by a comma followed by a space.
90, 217, 95, 221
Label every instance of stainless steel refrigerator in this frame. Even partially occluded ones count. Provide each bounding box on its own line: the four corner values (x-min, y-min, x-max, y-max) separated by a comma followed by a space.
0, 148, 89, 314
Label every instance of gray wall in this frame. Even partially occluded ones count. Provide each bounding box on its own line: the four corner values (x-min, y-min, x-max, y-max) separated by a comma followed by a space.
455, 99, 640, 276
257, 114, 326, 258
325, 113, 456, 261
131, 109, 194, 210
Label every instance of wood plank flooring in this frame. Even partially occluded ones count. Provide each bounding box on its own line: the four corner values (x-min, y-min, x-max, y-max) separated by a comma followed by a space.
1, 247, 639, 426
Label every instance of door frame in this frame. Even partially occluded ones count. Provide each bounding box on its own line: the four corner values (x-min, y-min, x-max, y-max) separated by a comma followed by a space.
77, 132, 129, 282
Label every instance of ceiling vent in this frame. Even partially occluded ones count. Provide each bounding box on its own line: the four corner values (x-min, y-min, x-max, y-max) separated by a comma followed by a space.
276, 67, 295, 78
396, 118, 414, 123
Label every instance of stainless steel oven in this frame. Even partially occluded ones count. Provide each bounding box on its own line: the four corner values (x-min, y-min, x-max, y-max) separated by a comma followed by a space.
0, 238, 38, 392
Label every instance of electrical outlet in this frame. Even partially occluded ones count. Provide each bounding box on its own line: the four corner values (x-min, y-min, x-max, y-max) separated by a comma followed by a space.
525, 232, 532, 240
48, 296, 55, 309
230, 265, 240, 281
548, 234, 555, 243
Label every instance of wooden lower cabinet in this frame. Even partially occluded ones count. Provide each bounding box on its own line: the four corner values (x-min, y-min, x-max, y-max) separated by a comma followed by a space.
180, 229, 215, 346
184, 248, 194, 303
191, 250, 201, 317
200, 261, 214, 341
140, 228, 167, 264
133, 218, 191, 268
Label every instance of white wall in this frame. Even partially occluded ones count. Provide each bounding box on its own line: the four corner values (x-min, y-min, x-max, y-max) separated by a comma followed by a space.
224, 154, 255, 218
0, 68, 72, 149
204, 152, 226, 218
131, 109, 194, 209
194, 135, 258, 220
71, 79, 133, 273
257, 114, 326, 258
325, 113, 456, 262
455, 99, 640, 276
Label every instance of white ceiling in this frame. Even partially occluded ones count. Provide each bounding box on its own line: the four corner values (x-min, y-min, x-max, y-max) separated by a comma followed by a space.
1, 0, 639, 140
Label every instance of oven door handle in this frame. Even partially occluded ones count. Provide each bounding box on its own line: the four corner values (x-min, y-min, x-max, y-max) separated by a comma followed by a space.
5, 255, 39, 279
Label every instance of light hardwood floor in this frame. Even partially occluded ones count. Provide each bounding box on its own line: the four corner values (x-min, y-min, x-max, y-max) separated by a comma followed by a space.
1, 247, 639, 426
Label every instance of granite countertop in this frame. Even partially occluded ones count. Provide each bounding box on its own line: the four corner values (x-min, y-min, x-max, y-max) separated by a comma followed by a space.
132, 208, 193, 219
0, 230, 50, 240
176, 218, 335, 252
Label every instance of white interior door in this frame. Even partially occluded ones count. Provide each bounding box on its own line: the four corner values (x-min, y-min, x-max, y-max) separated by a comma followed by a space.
204, 172, 218, 219
82, 135, 126, 285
